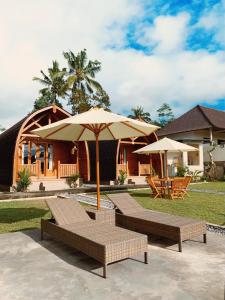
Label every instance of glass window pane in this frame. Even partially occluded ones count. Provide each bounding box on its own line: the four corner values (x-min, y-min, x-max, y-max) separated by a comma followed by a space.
22, 143, 28, 165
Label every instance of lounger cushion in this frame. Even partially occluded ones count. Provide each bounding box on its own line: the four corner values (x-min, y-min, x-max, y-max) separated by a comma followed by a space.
46, 197, 90, 225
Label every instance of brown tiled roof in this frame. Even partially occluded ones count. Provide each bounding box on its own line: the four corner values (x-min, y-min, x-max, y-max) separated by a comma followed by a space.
158, 105, 225, 136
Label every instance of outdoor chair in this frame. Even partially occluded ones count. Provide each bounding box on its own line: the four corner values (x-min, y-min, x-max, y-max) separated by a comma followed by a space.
169, 177, 189, 199
107, 193, 207, 252
41, 197, 148, 278
146, 176, 165, 198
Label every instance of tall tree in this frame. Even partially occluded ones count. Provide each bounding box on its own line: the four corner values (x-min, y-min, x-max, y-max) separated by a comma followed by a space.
33, 88, 63, 111
63, 49, 110, 114
156, 103, 174, 127
0, 125, 5, 132
128, 106, 151, 123
33, 60, 68, 106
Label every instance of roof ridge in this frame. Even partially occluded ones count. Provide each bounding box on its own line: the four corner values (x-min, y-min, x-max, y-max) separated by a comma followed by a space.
196, 105, 213, 127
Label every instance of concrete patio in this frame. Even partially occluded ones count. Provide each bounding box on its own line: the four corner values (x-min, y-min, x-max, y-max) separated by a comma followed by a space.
0, 230, 224, 300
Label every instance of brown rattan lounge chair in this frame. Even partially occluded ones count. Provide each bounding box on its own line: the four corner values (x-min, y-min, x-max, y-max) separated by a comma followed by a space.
41, 197, 148, 278
107, 193, 207, 252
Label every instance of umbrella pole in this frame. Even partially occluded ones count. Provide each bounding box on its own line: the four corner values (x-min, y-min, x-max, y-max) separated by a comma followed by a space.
95, 133, 100, 210
165, 150, 168, 178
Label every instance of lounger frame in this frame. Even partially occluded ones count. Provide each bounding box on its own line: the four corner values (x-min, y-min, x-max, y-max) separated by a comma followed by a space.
116, 213, 206, 252
41, 218, 148, 278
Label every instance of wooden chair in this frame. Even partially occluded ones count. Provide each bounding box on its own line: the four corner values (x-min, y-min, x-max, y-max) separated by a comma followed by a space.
169, 177, 187, 199
184, 176, 192, 197
146, 176, 165, 199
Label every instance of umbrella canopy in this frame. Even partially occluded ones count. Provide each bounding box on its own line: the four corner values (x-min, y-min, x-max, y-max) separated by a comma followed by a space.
134, 137, 197, 154
32, 108, 159, 208
134, 137, 198, 177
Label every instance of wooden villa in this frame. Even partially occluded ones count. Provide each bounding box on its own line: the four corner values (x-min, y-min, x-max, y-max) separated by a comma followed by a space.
0, 105, 162, 190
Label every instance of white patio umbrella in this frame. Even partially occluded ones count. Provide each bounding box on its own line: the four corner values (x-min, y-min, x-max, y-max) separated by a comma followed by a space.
134, 137, 198, 178
32, 107, 159, 209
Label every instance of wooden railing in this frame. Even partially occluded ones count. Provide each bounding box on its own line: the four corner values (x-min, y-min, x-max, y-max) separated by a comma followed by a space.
117, 162, 129, 177
57, 161, 78, 178
138, 162, 151, 176
18, 162, 40, 176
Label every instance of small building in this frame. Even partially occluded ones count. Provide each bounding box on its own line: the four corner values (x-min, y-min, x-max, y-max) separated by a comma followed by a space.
0, 105, 162, 190
158, 105, 225, 178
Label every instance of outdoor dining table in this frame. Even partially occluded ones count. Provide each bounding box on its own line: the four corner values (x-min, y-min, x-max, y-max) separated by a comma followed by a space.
157, 178, 175, 197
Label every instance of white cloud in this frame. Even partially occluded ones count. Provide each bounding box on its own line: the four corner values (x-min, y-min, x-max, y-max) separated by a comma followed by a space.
0, 0, 225, 129
138, 13, 190, 54
197, 0, 225, 46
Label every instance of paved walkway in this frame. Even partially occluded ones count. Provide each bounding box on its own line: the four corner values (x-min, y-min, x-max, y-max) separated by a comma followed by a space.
0, 230, 224, 300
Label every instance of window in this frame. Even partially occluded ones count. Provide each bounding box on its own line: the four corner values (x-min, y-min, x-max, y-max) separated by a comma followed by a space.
187, 144, 199, 166
48, 144, 53, 170
22, 143, 28, 165
31, 143, 36, 164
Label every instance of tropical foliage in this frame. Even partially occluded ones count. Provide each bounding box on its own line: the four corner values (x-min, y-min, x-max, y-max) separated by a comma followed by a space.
33, 88, 62, 111
33, 60, 68, 105
128, 106, 151, 123
118, 170, 127, 185
156, 103, 174, 127
66, 173, 80, 188
17, 169, 32, 192
33, 49, 110, 114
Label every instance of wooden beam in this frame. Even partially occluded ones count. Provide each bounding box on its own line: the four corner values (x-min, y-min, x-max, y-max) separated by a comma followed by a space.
21, 133, 41, 138
45, 124, 70, 138
121, 121, 148, 137
77, 127, 86, 141
120, 141, 148, 145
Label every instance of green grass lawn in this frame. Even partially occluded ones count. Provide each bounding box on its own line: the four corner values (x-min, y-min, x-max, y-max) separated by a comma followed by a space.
0, 200, 51, 234
128, 189, 225, 226
0, 189, 224, 234
189, 181, 225, 192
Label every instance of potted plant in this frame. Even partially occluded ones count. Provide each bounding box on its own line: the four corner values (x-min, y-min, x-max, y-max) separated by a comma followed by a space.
17, 169, 31, 192
66, 173, 80, 188
118, 170, 127, 185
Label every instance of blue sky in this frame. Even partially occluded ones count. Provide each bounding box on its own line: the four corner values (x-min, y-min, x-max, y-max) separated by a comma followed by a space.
0, 0, 225, 127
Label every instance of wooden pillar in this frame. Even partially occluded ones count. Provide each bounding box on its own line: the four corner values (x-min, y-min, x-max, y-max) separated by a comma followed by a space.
28, 141, 31, 164
76, 143, 79, 174
44, 144, 48, 176
138, 161, 140, 176
209, 127, 213, 144
165, 150, 168, 178
37, 160, 40, 178
95, 133, 100, 210
149, 154, 152, 176
57, 160, 60, 178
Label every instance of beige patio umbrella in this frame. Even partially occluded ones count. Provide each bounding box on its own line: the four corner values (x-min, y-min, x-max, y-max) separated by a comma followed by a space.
134, 137, 198, 178
32, 107, 159, 209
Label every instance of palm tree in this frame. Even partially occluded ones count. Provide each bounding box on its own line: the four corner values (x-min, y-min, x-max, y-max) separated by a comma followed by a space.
33, 60, 68, 105
128, 106, 151, 123
63, 49, 106, 114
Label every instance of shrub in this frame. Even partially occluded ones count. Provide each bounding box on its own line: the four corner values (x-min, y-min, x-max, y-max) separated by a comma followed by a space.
66, 173, 80, 188
118, 170, 127, 185
17, 169, 31, 192
187, 170, 202, 182
176, 165, 188, 177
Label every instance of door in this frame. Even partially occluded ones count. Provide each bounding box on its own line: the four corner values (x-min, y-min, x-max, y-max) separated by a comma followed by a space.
37, 143, 54, 177
89, 141, 117, 182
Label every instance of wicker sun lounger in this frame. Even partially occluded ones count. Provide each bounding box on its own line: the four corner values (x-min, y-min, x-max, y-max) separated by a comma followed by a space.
107, 193, 207, 252
41, 197, 148, 278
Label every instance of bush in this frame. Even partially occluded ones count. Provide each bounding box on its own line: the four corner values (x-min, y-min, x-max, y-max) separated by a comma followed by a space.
118, 170, 127, 185
176, 165, 188, 177
17, 169, 31, 192
66, 173, 79, 188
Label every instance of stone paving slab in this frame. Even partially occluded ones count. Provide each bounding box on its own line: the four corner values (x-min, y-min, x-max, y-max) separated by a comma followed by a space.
0, 230, 224, 300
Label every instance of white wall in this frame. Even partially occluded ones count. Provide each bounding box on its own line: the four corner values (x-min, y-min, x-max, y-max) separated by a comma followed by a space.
162, 129, 225, 167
